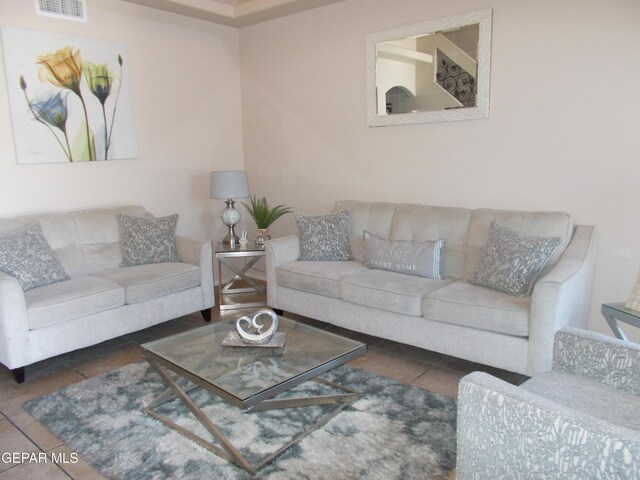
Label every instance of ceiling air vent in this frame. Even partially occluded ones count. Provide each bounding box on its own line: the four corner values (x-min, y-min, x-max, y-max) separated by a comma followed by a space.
36, 0, 87, 22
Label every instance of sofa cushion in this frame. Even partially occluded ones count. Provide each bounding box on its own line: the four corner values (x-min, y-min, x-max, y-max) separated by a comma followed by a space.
423, 280, 531, 336
54, 242, 123, 276
363, 231, 444, 280
94, 262, 200, 304
521, 371, 640, 431
294, 210, 352, 261
390, 203, 472, 279
470, 222, 561, 296
334, 201, 397, 262
119, 214, 179, 267
463, 209, 573, 281
276, 260, 367, 298
25, 275, 125, 329
0, 223, 69, 291
341, 269, 453, 317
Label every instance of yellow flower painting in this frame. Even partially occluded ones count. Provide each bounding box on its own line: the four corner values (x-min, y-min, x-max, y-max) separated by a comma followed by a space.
1, 27, 138, 164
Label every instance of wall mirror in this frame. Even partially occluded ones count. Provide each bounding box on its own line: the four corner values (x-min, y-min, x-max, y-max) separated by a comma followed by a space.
367, 9, 492, 127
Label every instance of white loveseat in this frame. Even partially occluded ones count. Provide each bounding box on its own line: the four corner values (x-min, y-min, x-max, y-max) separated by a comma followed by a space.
0, 205, 214, 383
266, 200, 597, 376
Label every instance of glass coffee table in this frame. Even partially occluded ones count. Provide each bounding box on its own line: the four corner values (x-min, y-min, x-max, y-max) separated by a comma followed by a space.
141, 315, 366, 474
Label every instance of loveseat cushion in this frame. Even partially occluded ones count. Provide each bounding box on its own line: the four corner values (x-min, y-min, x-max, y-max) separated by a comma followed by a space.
0, 206, 148, 249
54, 242, 123, 276
0, 206, 149, 276
26, 275, 125, 330
521, 371, 640, 431
423, 280, 531, 336
276, 261, 368, 298
94, 262, 200, 304
341, 269, 452, 316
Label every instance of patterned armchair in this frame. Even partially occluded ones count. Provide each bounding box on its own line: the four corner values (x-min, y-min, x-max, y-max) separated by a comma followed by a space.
456, 327, 640, 479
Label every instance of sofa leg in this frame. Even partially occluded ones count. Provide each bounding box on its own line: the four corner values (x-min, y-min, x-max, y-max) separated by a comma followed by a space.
201, 309, 212, 323
12, 367, 25, 384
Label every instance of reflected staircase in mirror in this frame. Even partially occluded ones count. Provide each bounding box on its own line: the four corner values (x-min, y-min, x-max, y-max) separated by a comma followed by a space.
433, 32, 477, 108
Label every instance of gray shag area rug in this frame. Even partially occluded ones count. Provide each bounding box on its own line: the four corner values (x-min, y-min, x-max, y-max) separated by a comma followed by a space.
24, 362, 457, 479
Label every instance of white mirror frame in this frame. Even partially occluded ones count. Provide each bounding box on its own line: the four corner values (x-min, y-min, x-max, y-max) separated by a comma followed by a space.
367, 9, 492, 127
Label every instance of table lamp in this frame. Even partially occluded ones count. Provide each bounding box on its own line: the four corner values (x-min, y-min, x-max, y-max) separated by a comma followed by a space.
210, 170, 249, 247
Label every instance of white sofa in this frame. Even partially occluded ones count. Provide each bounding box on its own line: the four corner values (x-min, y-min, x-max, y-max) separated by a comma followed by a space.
0, 205, 214, 383
266, 200, 598, 377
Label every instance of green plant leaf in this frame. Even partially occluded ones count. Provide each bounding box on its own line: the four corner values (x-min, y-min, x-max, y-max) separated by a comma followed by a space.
242, 195, 293, 229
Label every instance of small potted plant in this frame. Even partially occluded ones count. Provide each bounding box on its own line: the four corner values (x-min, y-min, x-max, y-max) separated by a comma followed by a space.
242, 195, 292, 248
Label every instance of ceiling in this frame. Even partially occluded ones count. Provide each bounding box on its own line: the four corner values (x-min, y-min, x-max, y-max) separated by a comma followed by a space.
121, 0, 345, 27
212, 0, 254, 5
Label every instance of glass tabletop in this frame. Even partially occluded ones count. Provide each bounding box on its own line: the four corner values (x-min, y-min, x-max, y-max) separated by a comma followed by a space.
603, 302, 640, 318
142, 316, 366, 405
215, 241, 265, 254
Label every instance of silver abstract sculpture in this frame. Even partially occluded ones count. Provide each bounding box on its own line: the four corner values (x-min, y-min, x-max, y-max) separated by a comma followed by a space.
235, 308, 279, 345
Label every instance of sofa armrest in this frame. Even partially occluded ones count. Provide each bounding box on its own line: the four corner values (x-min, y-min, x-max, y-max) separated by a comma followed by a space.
456, 372, 640, 480
553, 327, 640, 396
265, 235, 300, 308
176, 235, 214, 309
527, 225, 598, 375
0, 272, 30, 369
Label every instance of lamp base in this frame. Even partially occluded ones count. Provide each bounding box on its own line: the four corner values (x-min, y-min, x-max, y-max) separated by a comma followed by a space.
223, 225, 239, 248
221, 199, 240, 248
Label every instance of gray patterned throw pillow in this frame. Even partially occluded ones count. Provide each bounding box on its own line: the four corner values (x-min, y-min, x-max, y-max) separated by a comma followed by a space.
0, 223, 69, 291
294, 210, 352, 261
119, 214, 179, 267
471, 221, 561, 297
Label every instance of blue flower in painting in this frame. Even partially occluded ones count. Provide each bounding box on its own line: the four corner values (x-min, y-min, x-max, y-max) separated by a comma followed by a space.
31, 92, 70, 132
20, 77, 73, 161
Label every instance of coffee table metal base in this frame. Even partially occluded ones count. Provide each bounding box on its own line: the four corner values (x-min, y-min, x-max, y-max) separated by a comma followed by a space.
143, 357, 360, 475
601, 302, 640, 341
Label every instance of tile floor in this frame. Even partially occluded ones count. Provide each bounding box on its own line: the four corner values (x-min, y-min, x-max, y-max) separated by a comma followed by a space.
0, 292, 528, 479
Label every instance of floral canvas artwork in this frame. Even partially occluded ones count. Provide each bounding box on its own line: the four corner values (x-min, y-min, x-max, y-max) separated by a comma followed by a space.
1, 27, 138, 163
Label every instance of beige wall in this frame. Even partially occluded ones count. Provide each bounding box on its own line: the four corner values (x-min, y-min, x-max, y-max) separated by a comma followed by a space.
1, 0, 639, 340
240, 0, 640, 339
0, 0, 244, 240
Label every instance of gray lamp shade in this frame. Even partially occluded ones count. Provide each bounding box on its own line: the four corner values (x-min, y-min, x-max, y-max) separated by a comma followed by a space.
210, 170, 250, 199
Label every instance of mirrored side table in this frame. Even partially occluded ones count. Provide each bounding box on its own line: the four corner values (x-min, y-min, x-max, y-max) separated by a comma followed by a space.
601, 302, 640, 341
215, 242, 267, 311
